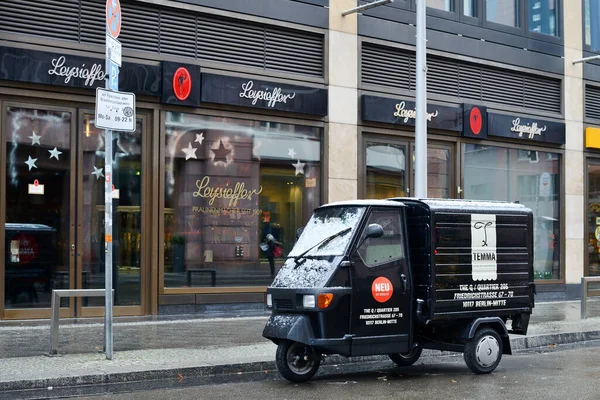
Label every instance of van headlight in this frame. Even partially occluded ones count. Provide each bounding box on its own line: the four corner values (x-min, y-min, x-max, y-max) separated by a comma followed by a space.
302, 295, 315, 308
266, 293, 272, 307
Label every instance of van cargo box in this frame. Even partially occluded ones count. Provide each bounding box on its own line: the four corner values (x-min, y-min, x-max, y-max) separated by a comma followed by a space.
394, 198, 535, 322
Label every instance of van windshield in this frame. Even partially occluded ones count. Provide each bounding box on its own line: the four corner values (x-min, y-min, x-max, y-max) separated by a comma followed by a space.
288, 206, 365, 257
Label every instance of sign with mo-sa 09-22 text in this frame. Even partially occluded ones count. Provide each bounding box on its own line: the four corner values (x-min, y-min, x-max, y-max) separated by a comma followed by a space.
94, 88, 136, 132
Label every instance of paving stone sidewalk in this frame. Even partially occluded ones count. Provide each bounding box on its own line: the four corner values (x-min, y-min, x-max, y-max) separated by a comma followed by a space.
1, 299, 600, 395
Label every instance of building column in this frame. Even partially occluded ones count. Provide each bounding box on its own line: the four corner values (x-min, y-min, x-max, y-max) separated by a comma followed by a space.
327, 0, 358, 202
563, 3, 585, 287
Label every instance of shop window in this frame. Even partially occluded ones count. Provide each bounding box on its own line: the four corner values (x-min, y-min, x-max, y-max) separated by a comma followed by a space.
463, 144, 561, 281
163, 112, 321, 288
486, 0, 520, 27
428, 0, 455, 12
528, 0, 556, 36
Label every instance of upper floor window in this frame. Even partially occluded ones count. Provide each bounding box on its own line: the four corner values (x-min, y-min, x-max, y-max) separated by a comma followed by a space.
486, 0, 520, 27
528, 0, 557, 36
464, 0, 477, 16
428, 0, 455, 12
586, 0, 600, 50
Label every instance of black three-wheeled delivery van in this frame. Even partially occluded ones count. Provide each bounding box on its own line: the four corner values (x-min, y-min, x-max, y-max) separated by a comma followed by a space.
263, 198, 535, 382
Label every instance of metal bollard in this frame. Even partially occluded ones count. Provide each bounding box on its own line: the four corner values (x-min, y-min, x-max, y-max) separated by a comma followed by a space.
48, 289, 113, 356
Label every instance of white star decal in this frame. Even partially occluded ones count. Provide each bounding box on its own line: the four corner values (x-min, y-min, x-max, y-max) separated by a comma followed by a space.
91, 166, 104, 180
28, 131, 41, 146
48, 147, 62, 160
288, 148, 297, 159
25, 156, 38, 171
292, 159, 305, 176
182, 142, 198, 161
195, 133, 205, 145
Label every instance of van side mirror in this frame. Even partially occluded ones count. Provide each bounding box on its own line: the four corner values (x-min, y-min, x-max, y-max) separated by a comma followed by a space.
365, 223, 384, 239
296, 227, 304, 239
354, 223, 384, 253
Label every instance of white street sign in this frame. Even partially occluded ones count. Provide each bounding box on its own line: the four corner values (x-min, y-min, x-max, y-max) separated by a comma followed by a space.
106, 34, 122, 66
94, 88, 136, 131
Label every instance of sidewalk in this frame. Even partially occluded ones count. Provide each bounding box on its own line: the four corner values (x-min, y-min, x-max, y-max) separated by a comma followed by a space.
1, 299, 600, 397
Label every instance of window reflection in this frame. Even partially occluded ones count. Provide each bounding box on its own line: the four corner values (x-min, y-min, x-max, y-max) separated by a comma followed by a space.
4, 107, 71, 309
163, 112, 322, 287
528, 0, 556, 36
463, 144, 561, 280
80, 115, 143, 307
486, 0, 520, 27
585, 0, 600, 50
464, 0, 476, 16
428, 0, 454, 12
366, 142, 407, 199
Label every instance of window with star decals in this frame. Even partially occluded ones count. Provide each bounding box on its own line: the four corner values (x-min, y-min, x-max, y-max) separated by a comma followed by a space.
163, 112, 322, 288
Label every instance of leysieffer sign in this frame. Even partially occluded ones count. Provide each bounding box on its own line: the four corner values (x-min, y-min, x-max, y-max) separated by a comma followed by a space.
0, 46, 161, 95
509, 118, 547, 139
201, 73, 327, 115
47, 56, 106, 86
239, 80, 296, 108
361, 95, 463, 132
488, 113, 565, 145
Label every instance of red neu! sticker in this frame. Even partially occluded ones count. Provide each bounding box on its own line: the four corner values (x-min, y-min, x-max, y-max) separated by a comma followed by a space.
14, 234, 38, 264
372, 277, 393, 303
173, 67, 192, 101
469, 107, 482, 135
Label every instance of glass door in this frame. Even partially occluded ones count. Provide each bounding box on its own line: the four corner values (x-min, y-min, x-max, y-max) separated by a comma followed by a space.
363, 135, 454, 200
2, 105, 148, 319
411, 142, 454, 198
77, 111, 146, 317
365, 139, 409, 199
2, 104, 76, 319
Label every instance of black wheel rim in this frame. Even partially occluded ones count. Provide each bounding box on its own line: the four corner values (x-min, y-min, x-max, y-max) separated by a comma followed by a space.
286, 342, 317, 375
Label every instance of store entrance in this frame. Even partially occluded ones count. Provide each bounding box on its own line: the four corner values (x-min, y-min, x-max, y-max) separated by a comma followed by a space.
1, 103, 148, 319
362, 135, 455, 199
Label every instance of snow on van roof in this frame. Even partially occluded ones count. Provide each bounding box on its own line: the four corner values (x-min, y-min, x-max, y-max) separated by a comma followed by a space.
319, 199, 405, 208
389, 197, 528, 211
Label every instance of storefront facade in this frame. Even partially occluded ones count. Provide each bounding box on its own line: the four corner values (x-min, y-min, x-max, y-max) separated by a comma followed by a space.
0, 0, 329, 319
0, 0, 597, 320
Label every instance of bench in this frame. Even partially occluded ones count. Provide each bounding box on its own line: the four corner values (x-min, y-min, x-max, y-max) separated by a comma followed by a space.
187, 269, 217, 287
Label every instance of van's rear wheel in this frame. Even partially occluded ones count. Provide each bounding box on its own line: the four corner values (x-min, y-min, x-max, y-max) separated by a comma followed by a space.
463, 327, 503, 374
388, 345, 422, 366
275, 340, 321, 383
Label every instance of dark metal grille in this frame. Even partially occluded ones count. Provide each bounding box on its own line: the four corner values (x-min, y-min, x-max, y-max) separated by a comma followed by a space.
274, 299, 294, 310
361, 43, 562, 114
586, 85, 600, 120
0, 0, 324, 77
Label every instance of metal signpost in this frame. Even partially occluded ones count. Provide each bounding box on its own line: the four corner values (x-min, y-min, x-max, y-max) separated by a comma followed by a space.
94, 0, 135, 360
415, 0, 427, 197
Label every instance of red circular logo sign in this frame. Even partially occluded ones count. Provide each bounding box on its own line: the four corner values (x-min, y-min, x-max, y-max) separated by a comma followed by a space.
173, 67, 192, 101
469, 107, 483, 135
372, 277, 393, 303
14, 234, 38, 264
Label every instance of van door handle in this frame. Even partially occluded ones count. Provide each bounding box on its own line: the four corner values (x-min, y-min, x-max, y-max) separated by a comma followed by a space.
400, 274, 408, 293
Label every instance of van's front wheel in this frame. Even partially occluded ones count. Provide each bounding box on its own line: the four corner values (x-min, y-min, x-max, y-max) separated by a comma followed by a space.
388, 345, 422, 366
275, 340, 321, 383
463, 327, 503, 374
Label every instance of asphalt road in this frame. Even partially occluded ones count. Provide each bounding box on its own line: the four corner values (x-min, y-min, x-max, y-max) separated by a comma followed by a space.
69, 342, 600, 400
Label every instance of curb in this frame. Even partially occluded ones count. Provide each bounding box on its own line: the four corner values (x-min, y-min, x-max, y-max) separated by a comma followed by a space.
2, 329, 600, 395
